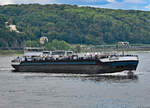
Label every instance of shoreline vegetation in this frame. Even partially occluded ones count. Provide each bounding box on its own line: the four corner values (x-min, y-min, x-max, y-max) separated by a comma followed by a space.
0, 50, 23, 56
1, 4, 150, 49
1, 44, 150, 55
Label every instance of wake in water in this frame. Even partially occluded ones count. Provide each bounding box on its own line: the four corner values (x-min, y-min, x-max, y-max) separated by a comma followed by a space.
13, 70, 138, 83
0, 67, 14, 71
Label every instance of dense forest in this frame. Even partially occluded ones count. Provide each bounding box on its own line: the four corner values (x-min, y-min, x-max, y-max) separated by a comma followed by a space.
1, 4, 150, 49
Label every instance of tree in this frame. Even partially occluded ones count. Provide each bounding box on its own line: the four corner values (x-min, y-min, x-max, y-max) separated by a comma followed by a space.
46, 40, 71, 50
25, 40, 40, 47
1, 4, 150, 49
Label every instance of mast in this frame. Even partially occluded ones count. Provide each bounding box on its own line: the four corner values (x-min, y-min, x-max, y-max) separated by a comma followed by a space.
117, 42, 129, 55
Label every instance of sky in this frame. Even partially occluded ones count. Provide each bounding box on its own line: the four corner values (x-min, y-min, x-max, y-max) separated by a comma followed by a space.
0, 0, 150, 11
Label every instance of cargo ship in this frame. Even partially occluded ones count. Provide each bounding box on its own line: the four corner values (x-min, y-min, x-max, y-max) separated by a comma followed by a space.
11, 48, 139, 74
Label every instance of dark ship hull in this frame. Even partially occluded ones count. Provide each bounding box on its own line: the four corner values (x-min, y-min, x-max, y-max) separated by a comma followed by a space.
12, 59, 138, 74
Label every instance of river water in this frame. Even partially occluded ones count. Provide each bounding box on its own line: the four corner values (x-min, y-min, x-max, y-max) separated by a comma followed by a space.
0, 52, 150, 108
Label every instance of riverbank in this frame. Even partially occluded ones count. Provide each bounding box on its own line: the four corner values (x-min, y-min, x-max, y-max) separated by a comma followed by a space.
0, 50, 23, 56
1, 44, 150, 55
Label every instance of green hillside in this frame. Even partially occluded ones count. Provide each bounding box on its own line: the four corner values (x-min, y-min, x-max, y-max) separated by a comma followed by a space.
1, 4, 150, 48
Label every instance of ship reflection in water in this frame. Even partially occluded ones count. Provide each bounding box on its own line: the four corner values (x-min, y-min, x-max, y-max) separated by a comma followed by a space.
21, 72, 138, 83
79, 74, 138, 83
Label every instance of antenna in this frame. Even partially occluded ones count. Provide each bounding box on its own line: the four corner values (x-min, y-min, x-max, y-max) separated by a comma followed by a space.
117, 42, 129, 55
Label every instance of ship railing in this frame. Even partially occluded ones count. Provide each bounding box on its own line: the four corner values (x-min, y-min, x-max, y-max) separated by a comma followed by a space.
21, 55, 100, 62
109, 55, 138, 57
20, 54, 138, 62
11, 56, 23, 63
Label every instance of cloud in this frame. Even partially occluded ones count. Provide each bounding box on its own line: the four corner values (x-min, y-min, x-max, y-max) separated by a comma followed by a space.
0, 0, 58, 5
0, 0, 150, 11
98, 0, 150, 11
145, 4, 150, 10
81, 0, 99, 2
124, 0, 142, 4
0, 0, 14, 5
107, 0, 115, 3
56, 0, 108, 6
0, 0, 108, 5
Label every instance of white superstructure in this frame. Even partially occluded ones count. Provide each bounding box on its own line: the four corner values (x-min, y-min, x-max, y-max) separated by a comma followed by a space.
100, 55, 138, 62
24, 47, 44, 57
